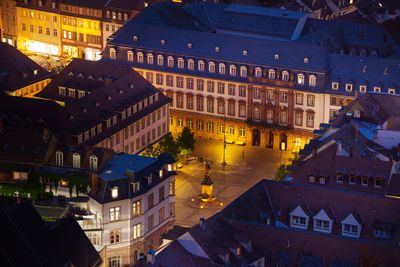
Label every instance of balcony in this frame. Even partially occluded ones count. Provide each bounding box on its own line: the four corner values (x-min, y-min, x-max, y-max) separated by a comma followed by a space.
77, 218, 103, 231
248, 77, 295, 88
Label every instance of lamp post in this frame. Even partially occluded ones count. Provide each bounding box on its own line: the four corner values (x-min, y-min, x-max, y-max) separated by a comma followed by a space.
222, 99, 226, 167
280, 141, 286, 165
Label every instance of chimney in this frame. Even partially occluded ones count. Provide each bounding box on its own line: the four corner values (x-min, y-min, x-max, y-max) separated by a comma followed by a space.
199, 217, 206, 231
91, 172, 98, 192
312, 148, 317, 158
353, 124, 358, 141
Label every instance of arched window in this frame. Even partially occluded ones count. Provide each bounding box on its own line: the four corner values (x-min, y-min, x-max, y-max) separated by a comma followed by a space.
219, 63, 225, 74
90, 155, 98, 171
72, 153, 81, 168
255, 67, 262, 78
297, 73, 305, 85
109, 48, 116, 59
127, 51, 133, 62
112, 11, 116, 20
147, 53, 153, 64
240, 66, 247, 77
188, 59, 194, 70
198, 61, 205, 71
177, 58, 184, 69
309, 75, 316, 87
106, 11, 110, 18
56, 151, 63, 166
282, 71, 289, 81
229, 65, 236, 76
167, 56, 174, 67
123, 13, 128, 21
137, 52, 144, 63
157, 55, 164, 66
117, 12, 122, 20
208, 62, 215, 73
268, 69, 275, 79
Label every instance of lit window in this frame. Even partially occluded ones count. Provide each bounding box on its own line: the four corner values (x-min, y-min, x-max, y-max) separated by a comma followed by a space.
72, 153, 80, 168
309, 75, 316, 87
168, 164, 173, 171
219, 63, 225, 74
255, 67, 262, 78
147, 53, 154, 64
111, 187, 118, 198
167, 56, 174, 67
297, 74, 305, 85
389, 88, 396, 94
282, 71, 289, 81
229, 65, 236, 76
198, 61, 204, 71
127, 51, 133, 62
177, 58, 184, 68
268, 69, 275, 79
208, 62, 215, 73
188, 59, 194, 70
90, 155, 98, 170
109, 48, 116, 59
137, 52, 144, 63
240, 66, 247, 77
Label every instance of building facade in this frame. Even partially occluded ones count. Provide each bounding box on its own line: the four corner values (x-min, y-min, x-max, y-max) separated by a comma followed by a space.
103, 1, 399, 152
16, 0, 62, 56
87, 153, 176, 266
1, 0, 18, 46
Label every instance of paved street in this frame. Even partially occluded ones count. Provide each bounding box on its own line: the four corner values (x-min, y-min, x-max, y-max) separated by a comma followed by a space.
174, 138, 293, 227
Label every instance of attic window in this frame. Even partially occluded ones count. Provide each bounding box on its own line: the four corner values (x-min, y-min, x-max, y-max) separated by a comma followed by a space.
78, 73, 84, 78
98, 77, 103, 82
215, 47, 220, 52
332, 82, 339, 90
319, 177, 326, 184
360, 85, 366, 93
161, 40, 166, 45
308, 175, 315, 183
68, 72, 74, 76
274, 54, 279, 60
119, 89, 123, 94
34, 69, 38, 75
304, 58, 309, 63
88, 75, 94, 80
111, 187, 119, 198
389, 89, 396, 94
108, 96, 112, 101
242, 50, 247, 56
96, 102, 100, 107
187, 43, 192, 48
374, 87, 381, 92
133, 35, 138, 41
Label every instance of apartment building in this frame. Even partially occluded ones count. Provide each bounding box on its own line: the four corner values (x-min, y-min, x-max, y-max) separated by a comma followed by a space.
16, 0, 62, 56
36, 59, 171, 154
102, 1, 399, 152
0, 0, 18, 46
87, 152, 176, 266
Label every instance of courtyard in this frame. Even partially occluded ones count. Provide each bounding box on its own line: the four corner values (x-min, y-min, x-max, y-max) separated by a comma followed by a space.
174, 137, 293, 226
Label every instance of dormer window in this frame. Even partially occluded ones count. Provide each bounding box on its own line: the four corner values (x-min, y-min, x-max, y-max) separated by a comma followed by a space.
219, 63, 225, 74
177, 58, 184, 69
240, 66, 247, 77
274, 54, 279, 60
168, 164, 173, 172
188, 59, 194, 70
127, 51, 133, 62
297, 73, 305, 85
290, 206, 309, 229
360, 85, 366, 93
243, 50, 247, 56
159, 169, 163, 178
349, 175, 356, 185
282, 71, 289, 81
346, 83, 353, 92
72, 153, 81, 168
315, 219, 329, 231
111, 187, 118, 198
292, 216, 306, 226
110, 48, 116, 59
361, 176, 368, 186
309, 75, 316, 87
133, 35, 138, 41
343, 224, 359, 237
304, 57, 309, 63
229, 65, 236, 76
56, 151, 63, 166
374, 87, 381, 92
198, 61, 205, 71
90, 155, 98, 171
187, 43, 192, 48
215, 47, 220, 52
319, 176, 326, 184
342, 213, 362, 238
388, 88, 396, 94
336, 173, 343, 183
255, 67, 262, 78
34, 69, 38, 75
97, 124, 102, 133
374, 177, 382, 188
147, 53, 154, 64
373, 228, 391, 238
268, 69, 275, 79
161, 39, 165, 45
208, 62, 215, 73
137, 52, 144, 63
332, 82, 339, 90
157, 55, 164, 66
313, 209, 333, 233
308, 175, 316, 183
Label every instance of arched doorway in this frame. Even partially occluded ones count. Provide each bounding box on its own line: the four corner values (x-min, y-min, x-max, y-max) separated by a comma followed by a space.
267, 130, 274, 148
252, 129, 261, 146
280, 133, 287, 151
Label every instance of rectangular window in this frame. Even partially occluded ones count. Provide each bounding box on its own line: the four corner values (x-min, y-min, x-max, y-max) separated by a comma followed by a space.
109, 229, 121, 244
228, 102, 235, 116
254, 87, 261, 99
332, 82, 339, 90
239, 104, 246, 117
239, 85, 246, 97
295, 112, 303, 126
197, 79, 204, 91
176, 76, 184, 88
133, 201, 141, 216
186, 96, 193, 110
228, 84, 235, 95
307, 95, 315, 107
306, 113, 314, 128
159, 207, 165, 223
207, 99, 214, 113
133, 223, 141, 239
281, 91, 288, 103
156, 74, 163, 85
217, 82, 225, 94
176, 94, 183, 108
148, 215, 154, 230
166, 75, 173, 86
207, 81, 214, 92
187, 78, 194, 89
148, 193, 154, 209
159, 186, 165, 201
197, 98, 204, 111
296, 93, 303, 105
267, 89, 274, 100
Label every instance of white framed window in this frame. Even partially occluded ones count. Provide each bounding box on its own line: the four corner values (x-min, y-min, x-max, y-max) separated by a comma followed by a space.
332, 82, 339, 90
167, 56, 174, 67
308, 175, 315, 183
56, 151, 63, 166
374, 87, 381, 92
188, 59, 194, 70
255, 67, 262, 78
342, 223, 359, 237
389, 88, 396, 94
137, 52, 144, 63
239, 126, 245, 137
90, 155, 98, 171
133, 223, 142, 239
147, 53, 154, 64
208, 62, 215, 73
282, 71, 289, 81
72, 153, 80, 168
336, 173, 343, 183
109, 207, 120, 222
240, 66, 247, 77
111, 187, 118, 198
314, 219, 330, 231
109, 255, 120, 266
207, 121, 214, 132
346, 83, 353, 92
291, 216, 306, 227
309, 75, 316, 87
177, 57, 184, 68
274, 54, 279, 60
374, 178, 382, 188
268, 69, 275, 79
219, 63, 226, 74
297, 73, 305, 85
254, 87, 261, 99
361, 176, 368, 186
109, 48, 116, 59
229, 65, 236, 76
157, 55, 164, 65
127, 51, 133, 62
198, 61, 205, 71
360, 85, 366, 93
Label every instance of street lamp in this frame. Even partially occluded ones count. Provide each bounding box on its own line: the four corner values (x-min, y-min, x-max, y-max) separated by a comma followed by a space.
280, 141, 286, 165
222, 99, 226, 167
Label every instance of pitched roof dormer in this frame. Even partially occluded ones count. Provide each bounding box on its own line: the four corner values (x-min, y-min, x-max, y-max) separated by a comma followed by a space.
289, 204, 310, 230
341, 211, 363, 238
313, 207, 335, 233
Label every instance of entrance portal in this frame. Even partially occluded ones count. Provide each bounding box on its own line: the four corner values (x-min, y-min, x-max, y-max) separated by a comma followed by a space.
252, 129, 261, 146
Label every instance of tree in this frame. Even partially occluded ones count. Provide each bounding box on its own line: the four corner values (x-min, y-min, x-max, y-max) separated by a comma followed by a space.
274, 164, 287, 181
177, 127, 195, 157
159, 133, 180, 160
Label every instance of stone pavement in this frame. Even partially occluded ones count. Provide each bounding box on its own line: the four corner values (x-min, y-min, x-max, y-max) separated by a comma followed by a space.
174, 138, 293, 226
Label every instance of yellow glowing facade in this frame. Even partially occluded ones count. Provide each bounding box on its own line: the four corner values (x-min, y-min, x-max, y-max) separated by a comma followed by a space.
59, 3, 103, 60
16, 6, 61, 56
6, 78, 51, 98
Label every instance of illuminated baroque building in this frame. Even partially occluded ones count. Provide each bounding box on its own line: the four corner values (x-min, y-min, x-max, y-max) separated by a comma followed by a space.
102, 1, 399, 152
0, 0, 18, 46
36, 59, 172, 154
0, 42, 52, 96
16, 0, 62, 56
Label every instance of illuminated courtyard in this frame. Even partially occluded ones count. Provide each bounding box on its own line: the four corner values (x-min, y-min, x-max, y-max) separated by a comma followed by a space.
175, 138, 292, 226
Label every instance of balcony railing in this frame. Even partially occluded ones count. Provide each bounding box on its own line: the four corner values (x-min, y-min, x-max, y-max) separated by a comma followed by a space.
248, 76, 295, 87
77, 219, 103, 230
